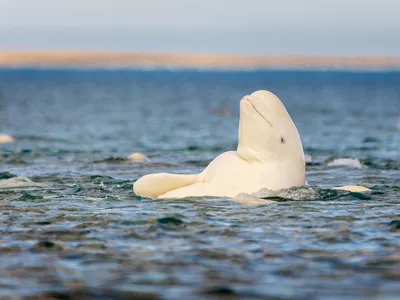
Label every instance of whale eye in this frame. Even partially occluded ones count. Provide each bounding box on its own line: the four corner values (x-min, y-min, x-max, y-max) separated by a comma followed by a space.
281, 137, 285, 144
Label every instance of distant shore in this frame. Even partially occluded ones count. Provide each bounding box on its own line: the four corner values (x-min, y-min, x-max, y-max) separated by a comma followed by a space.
1, 51, 400, 70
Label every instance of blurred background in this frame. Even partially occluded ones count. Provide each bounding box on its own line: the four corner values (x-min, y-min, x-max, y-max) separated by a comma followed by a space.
0, 0, 399, 55
1, 0, 400, 68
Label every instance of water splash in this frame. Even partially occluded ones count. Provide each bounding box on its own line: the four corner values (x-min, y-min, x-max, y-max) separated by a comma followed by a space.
236, 185, 363, 201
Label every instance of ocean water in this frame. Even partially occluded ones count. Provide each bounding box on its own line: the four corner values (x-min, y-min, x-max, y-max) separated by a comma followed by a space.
0, 68, 399, 299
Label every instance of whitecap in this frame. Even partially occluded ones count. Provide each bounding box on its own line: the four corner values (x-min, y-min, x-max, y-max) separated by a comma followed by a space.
326, 158, 363, 169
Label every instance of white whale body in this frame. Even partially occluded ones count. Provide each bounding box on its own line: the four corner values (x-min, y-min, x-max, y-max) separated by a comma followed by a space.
0, 177, 44, 189
0, 134, 15, 144
127, 152, 150, 162
133, 90, 369, 199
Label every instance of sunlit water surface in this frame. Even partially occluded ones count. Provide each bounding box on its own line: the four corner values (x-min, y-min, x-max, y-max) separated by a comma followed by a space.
0, 69, 399, 299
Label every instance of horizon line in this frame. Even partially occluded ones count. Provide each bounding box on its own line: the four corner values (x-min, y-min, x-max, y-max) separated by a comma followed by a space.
1, 50, 400, 70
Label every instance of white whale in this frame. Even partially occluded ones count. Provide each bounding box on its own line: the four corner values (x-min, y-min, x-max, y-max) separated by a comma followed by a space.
0, 134, 15, 144
127, 152, 150, 162
0, 177, 44, 189
133, 90, 369, 199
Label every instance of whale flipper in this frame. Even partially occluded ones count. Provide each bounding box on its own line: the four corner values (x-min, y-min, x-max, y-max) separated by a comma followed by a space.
332, 185, 371, 192
133, 173, 202, 198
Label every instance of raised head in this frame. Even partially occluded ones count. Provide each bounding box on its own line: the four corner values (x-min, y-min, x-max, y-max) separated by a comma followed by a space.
237, 90, 305, 168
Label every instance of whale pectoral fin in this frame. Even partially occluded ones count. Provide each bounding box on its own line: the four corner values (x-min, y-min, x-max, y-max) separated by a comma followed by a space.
332, 185, 371, 192
133, 173, 201, 198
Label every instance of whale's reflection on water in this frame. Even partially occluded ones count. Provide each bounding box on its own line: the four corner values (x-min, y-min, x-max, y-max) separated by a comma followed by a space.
0, 69, 399, 299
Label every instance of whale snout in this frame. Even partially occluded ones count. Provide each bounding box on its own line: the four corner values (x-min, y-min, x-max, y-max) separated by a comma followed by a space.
241, 92, 265, 105
251, 90, 277, 99
240, 96, 254, 109
241, 95, 255, 105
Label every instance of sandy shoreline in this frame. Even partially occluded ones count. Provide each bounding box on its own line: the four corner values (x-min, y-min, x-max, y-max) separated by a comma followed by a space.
1, 51, 400, 70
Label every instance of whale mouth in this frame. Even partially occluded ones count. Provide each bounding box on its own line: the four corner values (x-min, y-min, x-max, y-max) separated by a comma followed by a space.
244, 97, 273, 128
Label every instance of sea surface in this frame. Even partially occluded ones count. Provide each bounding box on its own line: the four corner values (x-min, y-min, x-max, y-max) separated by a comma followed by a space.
0, 68, 399, 299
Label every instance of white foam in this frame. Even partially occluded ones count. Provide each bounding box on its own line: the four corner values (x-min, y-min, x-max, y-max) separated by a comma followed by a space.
304, 154, 312, 163
327, 158, 362, 169
237, 185, 320, 201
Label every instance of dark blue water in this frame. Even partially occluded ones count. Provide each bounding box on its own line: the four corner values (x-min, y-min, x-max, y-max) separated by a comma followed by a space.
0, 69, 399, 299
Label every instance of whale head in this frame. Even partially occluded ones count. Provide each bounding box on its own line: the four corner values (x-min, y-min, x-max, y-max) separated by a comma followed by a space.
237, 90, 305, 169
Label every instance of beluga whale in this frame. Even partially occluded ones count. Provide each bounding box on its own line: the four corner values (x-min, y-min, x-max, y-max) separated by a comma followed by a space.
133, 90, 369, 199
